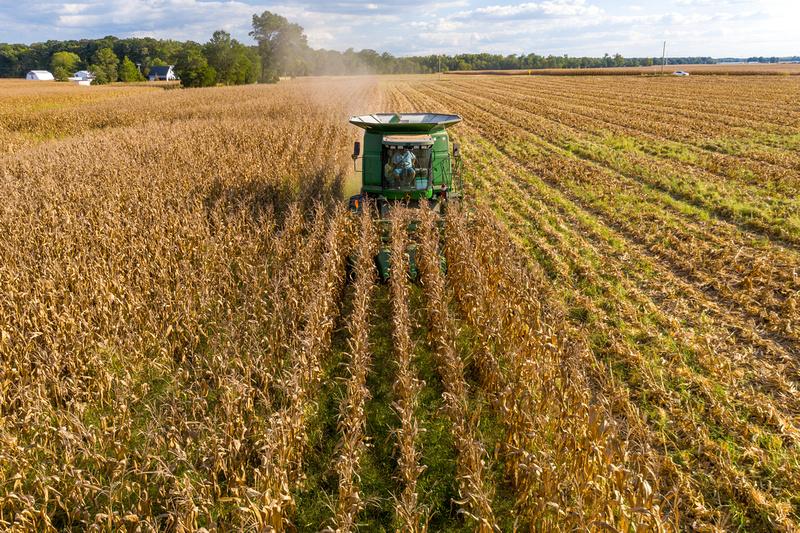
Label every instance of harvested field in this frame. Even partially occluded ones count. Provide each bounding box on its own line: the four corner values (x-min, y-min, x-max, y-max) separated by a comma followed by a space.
1, 74, 799, 531
453, 62, 800, 76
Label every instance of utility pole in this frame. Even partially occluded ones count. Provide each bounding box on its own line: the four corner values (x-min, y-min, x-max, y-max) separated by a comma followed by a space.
661, 41, 666, 75
438, 55, 441, 75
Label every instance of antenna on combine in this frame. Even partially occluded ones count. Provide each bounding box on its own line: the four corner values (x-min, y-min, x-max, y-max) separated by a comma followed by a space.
661, 41, 667, 75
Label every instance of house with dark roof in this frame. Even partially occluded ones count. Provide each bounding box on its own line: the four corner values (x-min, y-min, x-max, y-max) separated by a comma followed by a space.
148, 65, 177, 81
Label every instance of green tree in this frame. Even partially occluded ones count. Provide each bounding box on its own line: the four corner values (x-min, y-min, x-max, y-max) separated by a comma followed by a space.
204, 30, 234, 82
204, 30, 260, 85
250, 11, 309, 82
225, 45, 260, 84
118, 56, 144, 82
89, 47, 119, 84
50, 51, 81, 81
175, 46, 216, 88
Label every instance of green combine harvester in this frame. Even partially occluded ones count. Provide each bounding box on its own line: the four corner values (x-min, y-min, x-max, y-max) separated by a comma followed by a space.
348, 113, 463, 281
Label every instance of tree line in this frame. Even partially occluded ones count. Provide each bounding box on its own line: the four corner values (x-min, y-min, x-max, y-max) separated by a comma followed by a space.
0, 31, 260, 86
718, 56, 800, 64
3, 11, 790, 87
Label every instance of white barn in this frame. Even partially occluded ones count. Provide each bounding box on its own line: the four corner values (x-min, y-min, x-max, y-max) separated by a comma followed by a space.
26, 70, 55, 81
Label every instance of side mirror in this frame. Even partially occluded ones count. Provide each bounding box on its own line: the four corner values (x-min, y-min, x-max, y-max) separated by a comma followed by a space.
352, 141, 361, 160
453, 143, 460, 158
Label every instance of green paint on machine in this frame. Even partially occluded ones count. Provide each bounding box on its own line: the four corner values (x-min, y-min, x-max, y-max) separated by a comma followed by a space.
349, 113, 463, 202
348, 113, 463, 281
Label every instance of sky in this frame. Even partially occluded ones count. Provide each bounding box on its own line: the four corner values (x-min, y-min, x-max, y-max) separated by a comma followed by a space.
0, 0, 797, 57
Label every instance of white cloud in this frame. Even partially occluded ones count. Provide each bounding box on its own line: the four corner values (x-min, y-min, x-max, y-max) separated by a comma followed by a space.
1, 0, 798, 57
60, 3, 90, 14
459, 0, 603, 19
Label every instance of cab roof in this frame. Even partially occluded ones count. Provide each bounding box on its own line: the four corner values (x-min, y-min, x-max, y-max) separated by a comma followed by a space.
349, 113, 462, 132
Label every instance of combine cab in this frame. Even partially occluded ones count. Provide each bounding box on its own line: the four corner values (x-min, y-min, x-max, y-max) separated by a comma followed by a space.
348, 113, 463, 281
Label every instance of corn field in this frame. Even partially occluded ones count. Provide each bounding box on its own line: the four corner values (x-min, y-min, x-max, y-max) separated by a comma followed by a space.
1, 73, 799, 531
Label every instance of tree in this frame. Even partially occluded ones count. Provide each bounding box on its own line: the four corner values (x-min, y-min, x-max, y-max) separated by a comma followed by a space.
204, 30, 260, 85
89, 47, 119, 84
50, 51, 81, 81
250, 11, 309, 82
176, 46, 216, 87
204, 30, 234, 82
118, 56, 144, 82
227, 45, 260, 84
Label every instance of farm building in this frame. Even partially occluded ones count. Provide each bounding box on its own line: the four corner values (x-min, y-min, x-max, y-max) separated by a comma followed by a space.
26, 70, 55, 80
72, 70, 94, 81
148, 65, 177, 81
68, 70, 94, 86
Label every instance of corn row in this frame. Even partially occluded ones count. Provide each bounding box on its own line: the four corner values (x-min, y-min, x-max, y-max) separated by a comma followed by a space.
331, 208, 378, 531
251, 207, 348, 528
444, 206, 668, 530
388, 208, 428, 531
415, 207, 498, 532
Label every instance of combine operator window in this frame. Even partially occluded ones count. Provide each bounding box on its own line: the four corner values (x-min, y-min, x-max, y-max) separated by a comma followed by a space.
382, 136, 433, 191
